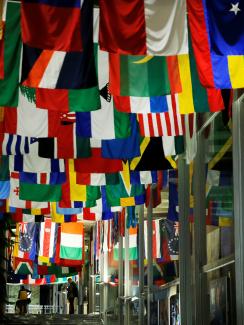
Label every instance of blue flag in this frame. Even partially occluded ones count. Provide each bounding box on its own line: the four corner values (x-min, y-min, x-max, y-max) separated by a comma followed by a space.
102, 115, 140, 159
205, 0, 244, 55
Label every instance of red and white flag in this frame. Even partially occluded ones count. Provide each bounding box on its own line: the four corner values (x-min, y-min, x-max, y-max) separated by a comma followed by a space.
38, 218, 58, 263
137, 95, 184, 137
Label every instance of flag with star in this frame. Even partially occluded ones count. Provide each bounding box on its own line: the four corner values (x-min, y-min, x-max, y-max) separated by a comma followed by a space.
13, 222, 38, 261
202, 0, 244, 56
164, 219, 179, 260
187, 0, 244, 89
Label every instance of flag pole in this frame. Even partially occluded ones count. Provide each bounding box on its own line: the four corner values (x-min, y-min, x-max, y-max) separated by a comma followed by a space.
147, 185, 154, 325
138, 204, 145, 325
118, 212, 124, 324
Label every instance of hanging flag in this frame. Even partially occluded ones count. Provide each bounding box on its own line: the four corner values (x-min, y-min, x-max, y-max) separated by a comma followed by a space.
7, 203, 50, 216
76, 172, 120, 186
99, 0, 188, 55
137, 97, 184, 137
0, 156, 10, 181
56, 203, 82, 216
21, 275, 57, 285
11, 213, 44, 223
167, 181, 179, 222
129, 171, 158, 185
21, 44, 97, 92
9, 141, 65, 173
38, 219, 58, 263
0, 12, 5, 80
75, 30, 130, 139
12, 257, 33, 275
113, 226, 138, 260
112, 46, 223, 115
60, 160, 101, 204
144, 220, 161, 259
109, 54, 181, 97
74, 148, 123, 173
37, 124, 91, 159
20, 45, 100, 112
37, 265, 79, 277
0, 134, 29, 155
164, 219, 179, 260
101, 114, 140, 160
19, 182, 62, 202
19, 171, 66, 185
60, 222, 84, 260
202, 1, 244, 56
0, 180, 10, 199
13, 222, 38, 260
114, 95, 171, 114
51, 202, 65, 223
0, 2, 21, 106
21, 0, 84, 51
153, 220, 162, 259
35, 85, 101, 113
9, 172, 50, 210
180, 45, 225, 113
187, 0, 244, 89
21, 0, 101, 112
83, 197, 122, 221
3, 92, 62, 138
75, 108, 131, 140
55, 226, 84, 266
130, 137, 173, 171
105, 173, 145, 207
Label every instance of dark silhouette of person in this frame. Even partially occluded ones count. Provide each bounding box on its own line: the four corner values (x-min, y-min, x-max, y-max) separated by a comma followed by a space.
67, 278, 78, 314
16, 285, 31, 315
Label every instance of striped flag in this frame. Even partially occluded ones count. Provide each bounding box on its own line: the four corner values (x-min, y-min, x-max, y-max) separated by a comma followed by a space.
38, 219, 58, 263
137, 96, 184, 137
76, 172, 120, 186
0, 134, 29, 155
19, 171, 66, 185
144, 219, 171, 260
99, 0, 188, 56
20, 0, 100, 112
37, 125, 91, 159
113, 95, 170, 113
3, 91, 64, 138
113, 226, 138, 260
60, 222, 84, 260
9, 141, 65, 173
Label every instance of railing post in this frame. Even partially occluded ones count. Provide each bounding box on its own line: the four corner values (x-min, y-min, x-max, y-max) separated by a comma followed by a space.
233, 92, 244, 325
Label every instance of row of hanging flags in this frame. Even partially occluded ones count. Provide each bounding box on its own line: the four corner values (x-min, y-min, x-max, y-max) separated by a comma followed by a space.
0, 0, 240, 283
9, 216, 179, 284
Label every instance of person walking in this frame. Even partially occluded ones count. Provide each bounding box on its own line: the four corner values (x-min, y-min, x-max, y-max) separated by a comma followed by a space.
16, 285, 31, 315
67, 278, 78, 314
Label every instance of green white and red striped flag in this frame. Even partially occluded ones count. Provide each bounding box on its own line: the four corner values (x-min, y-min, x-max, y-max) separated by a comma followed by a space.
60, 222, 84, 260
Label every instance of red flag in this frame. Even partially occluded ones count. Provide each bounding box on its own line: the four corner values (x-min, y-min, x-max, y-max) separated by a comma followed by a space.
21, 2, 82, 51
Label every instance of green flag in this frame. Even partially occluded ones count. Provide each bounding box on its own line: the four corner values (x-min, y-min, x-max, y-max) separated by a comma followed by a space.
0, 2, 21, 106
19, 183, 62, 202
